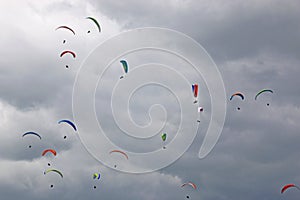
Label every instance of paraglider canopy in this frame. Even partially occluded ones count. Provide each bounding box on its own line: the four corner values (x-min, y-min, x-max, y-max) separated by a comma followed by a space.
93, 173, 101, 180
22, 132, 41, 140
230, 92, 244, 101
161, 133, 167, 141
109, 150, 129, 160
192, 84, 198, 98
181, 182, 197, 190
281, 184, 300, 194
58, 119, 77, 131
42, 149, 57, 156
120, 60, 128, 73
44, 169, 63, 178
86, 17, 101, 32
255, 89, 273, 100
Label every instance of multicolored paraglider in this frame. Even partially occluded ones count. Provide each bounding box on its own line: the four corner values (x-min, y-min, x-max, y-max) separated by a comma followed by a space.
92, 173, 101, 189
181, 182, 197, 190
119, 60, 128, 79
86, 17, 101, 33
192, 84, 198, 103
181, 182, 197, 199
281, 184, 300, 194
230, 92, 244, 111
230, 92, 245, 101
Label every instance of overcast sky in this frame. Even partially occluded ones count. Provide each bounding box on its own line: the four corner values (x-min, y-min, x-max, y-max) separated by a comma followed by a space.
1, 0, 300, 199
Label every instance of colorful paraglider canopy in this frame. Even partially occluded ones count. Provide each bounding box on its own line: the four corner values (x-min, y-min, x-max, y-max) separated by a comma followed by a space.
22, 132, 41, 140
181, 182, 197, 190
86, 17, 101, 32
255, 89, 273, 100
192, 84, 198, 98
161, 133, 167, 141
42, 149, 57, 156
109, 150, 129, 160
55, 26, 75, 35
93, 173, 101, 180
58, 119, 77, 131
230, 92, 244, 101
281, 184, 300, 194
44, 169, 63, 178
120, 60, 128, 74
60, 50, 76, 58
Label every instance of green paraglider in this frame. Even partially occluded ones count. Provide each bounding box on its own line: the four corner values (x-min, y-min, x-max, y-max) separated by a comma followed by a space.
44, 169, 63, 178
161, 133, 167, 141
255, 89, 273, 100
86, 17, 101, 32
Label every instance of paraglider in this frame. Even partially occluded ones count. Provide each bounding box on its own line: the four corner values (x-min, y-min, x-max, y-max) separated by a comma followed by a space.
109, 150, 128, 160
58, 119, 77, 131
192, 84, 198, 103
230, 92, 245, 101
181, 182, 197, 190
86, 17, 101, 33
55, 26, 75, 35
93, 173, 101, 180
119, 60, 128, 79
281, 184, 300, 194
42, 149, 57, 157
60, 50, 76, 58
255, 89, 273, 100
22, 132, 42, 140
161, 133, 167, 142
44, 169, 63, 178
230, 92, 244, 111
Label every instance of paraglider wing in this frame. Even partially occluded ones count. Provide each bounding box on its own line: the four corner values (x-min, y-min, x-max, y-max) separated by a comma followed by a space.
58, 119, 77, 131
55, 26, 75, 35
161, 133, 167, 141
109, 150, 129, 160
181, 182, 197, 190
192, 84, 198, 98
42, 149, 57, 156
60, 50, 76, 58
22, 132, 41, 140
86, 17, 101, 32
93, 173, 101, 180
255, 89, 273, 100
44, 169, 63, 178
281, 184, 299, 194
230, 92, 245, 100
120, 60, 128, 73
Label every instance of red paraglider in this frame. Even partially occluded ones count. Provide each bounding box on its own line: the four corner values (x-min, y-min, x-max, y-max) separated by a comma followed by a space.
42, 149, 57, 156
60, 50, 76, 58
281, 184, 300, 194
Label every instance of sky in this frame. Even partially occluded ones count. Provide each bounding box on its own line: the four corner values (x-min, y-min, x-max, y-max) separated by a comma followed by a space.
0, 0, 300, 199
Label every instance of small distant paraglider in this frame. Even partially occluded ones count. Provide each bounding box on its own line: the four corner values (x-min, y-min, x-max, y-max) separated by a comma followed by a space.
255, 89, 273, 106
44, 169, 63, 178
42, 149, 57, 157
119, 60, 128, 79
86, 17, 101, 33
192, 84, 198, 104
22, 132, 42, 148
55, 26, 76, 35
58, 119, 77, 140
197, 107, 203, 122
230, 92, 244, 111
109, 150, 128, 160
181, 182, 197, 199
281, 184, 300, 194
92, 172, 101, 189
161, 133, 167, 149
60, 50, 76, 58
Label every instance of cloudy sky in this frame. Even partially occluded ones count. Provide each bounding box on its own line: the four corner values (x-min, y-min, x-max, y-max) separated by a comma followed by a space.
1, 0, 300, 199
